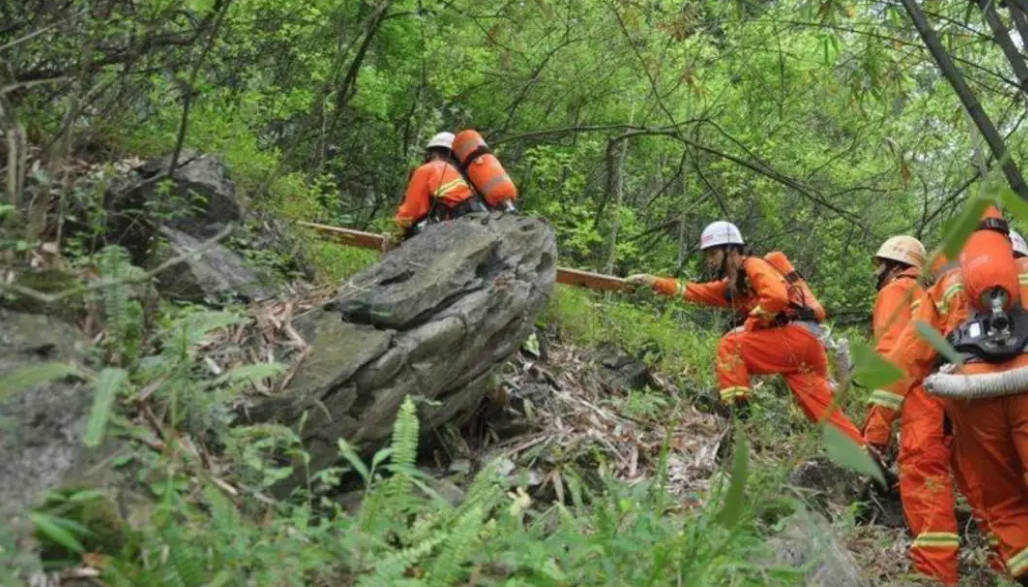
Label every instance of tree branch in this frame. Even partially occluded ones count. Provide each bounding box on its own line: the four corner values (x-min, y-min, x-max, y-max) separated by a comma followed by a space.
901, 0, 1028, 201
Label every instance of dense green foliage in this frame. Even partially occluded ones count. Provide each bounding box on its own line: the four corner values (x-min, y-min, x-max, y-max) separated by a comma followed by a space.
7, 1, 1028, 301
6, 0, 1028, 585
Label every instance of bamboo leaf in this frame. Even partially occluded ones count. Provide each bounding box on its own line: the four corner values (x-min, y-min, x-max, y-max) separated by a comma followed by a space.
823, 426, 884, 485
0, 362, 83, 399
29, 512, 84, 553
337, 439, 371, 485
914, 320, 964, 366
849, 341, 903, 390
999, 187, 1028, 223
716, 427, 748, 528
66, 489, 106, 503
84, 368, 127, 447
940, 196, 990, 259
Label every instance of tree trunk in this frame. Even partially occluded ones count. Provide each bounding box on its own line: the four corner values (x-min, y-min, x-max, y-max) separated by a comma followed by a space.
978, 0, 1028, 93
1008, 2, 1028, 47
901, 0, 1028, 202
602, 135, 629, 275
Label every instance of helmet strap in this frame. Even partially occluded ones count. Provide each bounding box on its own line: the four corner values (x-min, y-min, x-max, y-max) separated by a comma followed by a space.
875, 260, 906, 291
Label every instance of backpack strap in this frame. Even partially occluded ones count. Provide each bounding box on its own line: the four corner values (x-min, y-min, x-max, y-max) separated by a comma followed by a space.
458, 144, 492, 170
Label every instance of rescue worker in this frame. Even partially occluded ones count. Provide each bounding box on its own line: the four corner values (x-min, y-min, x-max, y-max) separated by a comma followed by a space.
863, 236, 961, 585
386, 131, 486, 249
871, 208, 1028, 585
625, 221, 865, 444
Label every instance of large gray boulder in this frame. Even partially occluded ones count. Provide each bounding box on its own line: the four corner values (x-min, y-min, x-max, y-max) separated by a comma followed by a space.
100, 151, 279, 302
152, 225, 274, 303
250, 213, 556, 473
0, 311, 95, 516
104, 150, 241, 259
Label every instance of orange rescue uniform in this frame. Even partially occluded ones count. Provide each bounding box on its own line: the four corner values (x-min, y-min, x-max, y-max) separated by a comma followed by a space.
871, 261, 1028, 582
650, 257, 864, 444
394, 159, 473, 234
866, 266, 959, 585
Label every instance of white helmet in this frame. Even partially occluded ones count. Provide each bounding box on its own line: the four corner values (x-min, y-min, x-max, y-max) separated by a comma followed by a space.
1012, 229, 1027, 258
875, 235, 926, 269
425, 131, 455, 151
699, 221, 744, 250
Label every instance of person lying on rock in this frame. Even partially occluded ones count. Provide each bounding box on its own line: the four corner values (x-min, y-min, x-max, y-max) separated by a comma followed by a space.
625, 220, 865, 447
385, 131, 488, 251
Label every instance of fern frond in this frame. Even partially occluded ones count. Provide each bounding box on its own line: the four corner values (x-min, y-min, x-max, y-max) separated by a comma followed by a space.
96, 245, 142, 366
356, 532, 445, 587
390, 396, 419, 471
386, 396, 420, 502
159, 523, 206, 587
462, 466, 504, 512
427, 504, 485, 585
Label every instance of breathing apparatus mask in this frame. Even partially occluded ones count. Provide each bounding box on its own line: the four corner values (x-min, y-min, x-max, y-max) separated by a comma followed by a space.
945, 211, 1026, 363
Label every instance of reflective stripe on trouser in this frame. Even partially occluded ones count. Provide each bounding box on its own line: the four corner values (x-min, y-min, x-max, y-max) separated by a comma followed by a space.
899, 385, 959, 585
945, 393, 1028, 579
715, 323, 864, 445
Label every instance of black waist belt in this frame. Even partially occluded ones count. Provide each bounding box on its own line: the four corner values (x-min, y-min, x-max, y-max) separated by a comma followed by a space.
772, 306, 819, 326
447, 195, 488, 218
430, 194, 487, 222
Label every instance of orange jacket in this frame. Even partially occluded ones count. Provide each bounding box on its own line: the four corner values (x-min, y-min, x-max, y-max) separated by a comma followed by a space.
872, 266, 924, 358
652, 257, 789, 331
394, 159, 473, 231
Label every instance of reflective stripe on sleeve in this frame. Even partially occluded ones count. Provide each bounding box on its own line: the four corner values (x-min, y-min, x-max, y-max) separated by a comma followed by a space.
936, 283, 964, 313
869, 389, 903, 410
432, 177, 469, 199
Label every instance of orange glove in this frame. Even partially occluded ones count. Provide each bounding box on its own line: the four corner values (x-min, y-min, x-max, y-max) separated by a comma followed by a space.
743, 316, 761, 332
862, 405, 895, 451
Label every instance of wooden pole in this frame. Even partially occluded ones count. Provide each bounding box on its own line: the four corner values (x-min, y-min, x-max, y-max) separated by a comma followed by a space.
296, 221, 632, 292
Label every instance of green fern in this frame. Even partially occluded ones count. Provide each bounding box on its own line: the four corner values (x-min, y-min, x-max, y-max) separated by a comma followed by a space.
426, 504, 485, 585
386, 395, 419, 501
158, 522, 207, 587
357, 532, 446, 587
122, 300, 143, 366
390, 396, 419, 471
461, 465, 504, 511
96, 245, 146, 366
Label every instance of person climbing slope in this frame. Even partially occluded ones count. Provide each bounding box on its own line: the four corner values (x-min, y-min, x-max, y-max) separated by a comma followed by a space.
862, 235, 961, 585
625, 220, 865, 445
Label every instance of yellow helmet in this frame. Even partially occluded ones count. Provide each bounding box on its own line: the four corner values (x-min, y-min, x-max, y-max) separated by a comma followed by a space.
875, 235, 926, 270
